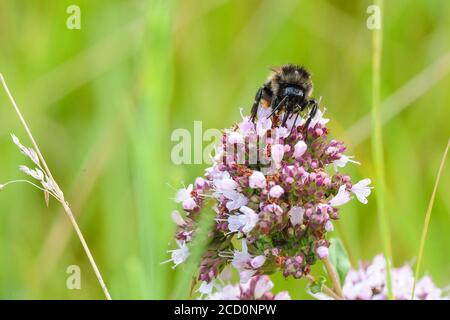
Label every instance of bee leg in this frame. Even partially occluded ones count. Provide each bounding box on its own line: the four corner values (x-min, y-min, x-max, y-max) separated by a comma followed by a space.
250, 87, 263, 122
288, 112, 300, 137
267, 95, 286, 119
281, 111, 289, 127
304, 99, 318, 134
281, 101, 291, 127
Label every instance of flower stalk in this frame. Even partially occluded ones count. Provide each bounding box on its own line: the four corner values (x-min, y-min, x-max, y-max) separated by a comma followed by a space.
322, 257, 343, 299
0, 73, 111, 300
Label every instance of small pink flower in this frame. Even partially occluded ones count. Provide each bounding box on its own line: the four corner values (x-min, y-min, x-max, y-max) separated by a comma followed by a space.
251, 255, 266, 269
254, 276, 274, 299
216, 177, 238, 193
249, 171, 266, 189
195, 177, 207, 188
224, 191, 249, 211
308, 108, 329, 128
275, 127, 290, 140
288, 206, 304, 226
293, 140, 307, 158
325, 146, 339, 155
271, 144, 285, 166
238, 113, 254, 136
316, 246, 329, 259
228, 131, 244, 144
329, 185, 351, 207
240, 270, 257, 284
256, 118, 272, 137
274, 291, 291, 300
163, 240, 190, 269
171, 210, 186, 226
228, 206, 259, 234
264, 203, 283, 216
197, 281, 215, 298
231, 240, 252, 271
269, 185, 284, 198
351, 178, 372, 204
182, 197, 197, 211
175, 184, 193, 203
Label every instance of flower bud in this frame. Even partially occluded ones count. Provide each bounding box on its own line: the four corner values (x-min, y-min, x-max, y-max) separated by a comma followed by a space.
269, 185, 284, 198
293, 140, 307, 158
316, 246, 329, 259
249, 171, 267, 189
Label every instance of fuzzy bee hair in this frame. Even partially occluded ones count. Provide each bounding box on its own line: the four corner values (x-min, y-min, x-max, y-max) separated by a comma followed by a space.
267, 64, 313, 98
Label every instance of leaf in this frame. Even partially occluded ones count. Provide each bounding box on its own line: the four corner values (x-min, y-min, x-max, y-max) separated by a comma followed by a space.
328, 238, 350, 286
308, 276, 326, 294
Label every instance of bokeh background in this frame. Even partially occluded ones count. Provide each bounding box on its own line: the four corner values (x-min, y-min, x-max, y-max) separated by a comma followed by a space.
0, 0, 449, 299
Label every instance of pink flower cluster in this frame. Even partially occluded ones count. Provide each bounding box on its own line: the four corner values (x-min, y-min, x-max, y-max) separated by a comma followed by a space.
339, 255, 449, 300
166, 108, 372, 292
202, 275, 290, 300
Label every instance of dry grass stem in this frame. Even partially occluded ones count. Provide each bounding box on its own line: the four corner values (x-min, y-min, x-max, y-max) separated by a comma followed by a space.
0, 73, 112, 300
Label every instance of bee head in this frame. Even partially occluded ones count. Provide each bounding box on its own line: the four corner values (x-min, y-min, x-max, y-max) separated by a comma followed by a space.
269, 64, 313, 98
281, 86, 304, 98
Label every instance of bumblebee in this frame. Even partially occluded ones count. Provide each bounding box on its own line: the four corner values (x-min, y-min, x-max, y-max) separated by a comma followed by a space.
250, 64, 318, 129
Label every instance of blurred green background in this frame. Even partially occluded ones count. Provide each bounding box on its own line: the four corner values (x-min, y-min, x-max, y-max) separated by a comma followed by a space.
0, 0, 449, 299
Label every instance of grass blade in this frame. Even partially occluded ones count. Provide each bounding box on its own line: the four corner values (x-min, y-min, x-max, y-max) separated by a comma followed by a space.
411, 138, 450, 299
172, 208, 215, 299
370, 0, 393, 299
127, 0, 176, 298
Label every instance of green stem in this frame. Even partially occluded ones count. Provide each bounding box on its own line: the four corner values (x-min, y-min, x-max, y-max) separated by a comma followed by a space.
371, 0, 394, 300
